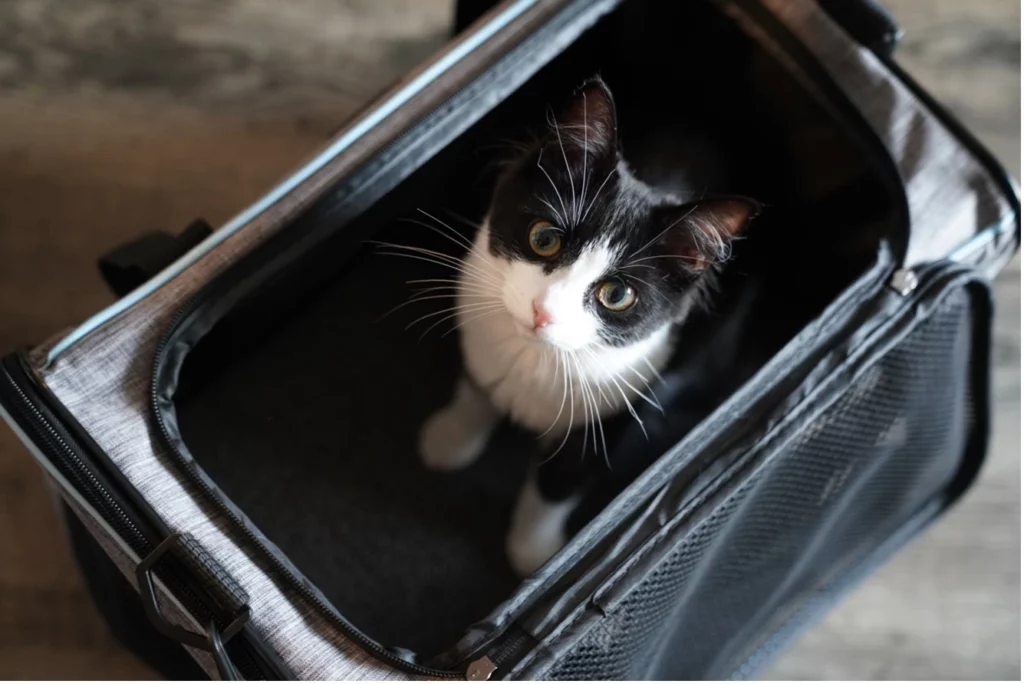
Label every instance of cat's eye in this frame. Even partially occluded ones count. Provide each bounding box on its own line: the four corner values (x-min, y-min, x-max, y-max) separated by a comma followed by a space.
528, 220, 562, 257
596, 279, 637, 311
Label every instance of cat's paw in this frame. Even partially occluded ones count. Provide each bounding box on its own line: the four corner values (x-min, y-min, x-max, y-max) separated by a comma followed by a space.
419, 407, 489, 471
506, 524, 565, 578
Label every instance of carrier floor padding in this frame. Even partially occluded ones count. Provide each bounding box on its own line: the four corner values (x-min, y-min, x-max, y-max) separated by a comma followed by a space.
176, 252, 530, 656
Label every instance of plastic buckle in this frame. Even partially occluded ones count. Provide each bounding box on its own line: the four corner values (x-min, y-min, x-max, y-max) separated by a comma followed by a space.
136, 533, 250, 680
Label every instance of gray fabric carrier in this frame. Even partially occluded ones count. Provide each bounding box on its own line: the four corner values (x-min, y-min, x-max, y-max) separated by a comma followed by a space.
0, 0, 1017, 680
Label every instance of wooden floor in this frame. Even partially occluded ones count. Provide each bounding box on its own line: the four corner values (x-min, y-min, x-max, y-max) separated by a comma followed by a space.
0, 0, 1017, 679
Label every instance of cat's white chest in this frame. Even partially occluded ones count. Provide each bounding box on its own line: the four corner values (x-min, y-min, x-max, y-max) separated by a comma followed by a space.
459, 312, 574, 433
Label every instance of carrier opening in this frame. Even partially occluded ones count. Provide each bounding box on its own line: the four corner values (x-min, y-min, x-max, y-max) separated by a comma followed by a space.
157, 0, 903, 664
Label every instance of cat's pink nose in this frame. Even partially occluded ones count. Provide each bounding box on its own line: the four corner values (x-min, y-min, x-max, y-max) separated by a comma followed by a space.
532, 300, 553, 331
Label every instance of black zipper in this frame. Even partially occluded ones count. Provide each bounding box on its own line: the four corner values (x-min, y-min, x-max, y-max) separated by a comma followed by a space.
2, 360, 150, 551
0, 355, 272, 681
485, 625, 537, 679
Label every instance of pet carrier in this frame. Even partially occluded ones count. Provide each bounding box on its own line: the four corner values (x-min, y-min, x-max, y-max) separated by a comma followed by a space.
1, 0, 1017, 679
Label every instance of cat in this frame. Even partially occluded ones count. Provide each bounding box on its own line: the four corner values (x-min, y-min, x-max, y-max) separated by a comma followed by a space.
417, 77, 759, 577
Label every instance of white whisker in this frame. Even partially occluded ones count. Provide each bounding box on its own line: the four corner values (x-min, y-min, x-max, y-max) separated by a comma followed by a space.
579, 92, 588, 226
626, 205, 698, 261
400, 218, 476, 256
552, 119, 578, 226
623, 364, 664, 414
415, 304, 504, 342
581, 370, 608, 467
575, 372, 591, 463
538, 198, 566, 225
407, 292, 500, 305
440, 306, 506, 338
442, 209, 483, 230
538, 350, 569, 439
545, 352, 576, 462
581, 348, 651, 444
371, 241, 505, 286
537, 150, 570, 228
416, 208, 475, 250
580, 347, 662, 416
643, 357, 666, 384
404, 301, 503, 332
603, 368, 649, 440
580, 165, 616, 225
626, 254, 703, 266
375, 249, 505, 290
376, 281, 497, 322
411, 282, 502, 296
569, 352, 602, 463
621, 273, 674, 307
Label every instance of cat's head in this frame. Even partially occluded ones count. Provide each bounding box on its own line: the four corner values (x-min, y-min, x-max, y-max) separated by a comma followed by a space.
478, 77, 759, 351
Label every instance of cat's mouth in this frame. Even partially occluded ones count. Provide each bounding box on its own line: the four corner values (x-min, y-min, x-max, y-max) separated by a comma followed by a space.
507, 309, 551, 344
512, 317, 568, 351
512, 315, 541, 339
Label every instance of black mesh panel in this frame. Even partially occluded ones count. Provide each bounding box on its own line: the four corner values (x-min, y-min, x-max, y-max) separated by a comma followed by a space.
546, 287, 978, 680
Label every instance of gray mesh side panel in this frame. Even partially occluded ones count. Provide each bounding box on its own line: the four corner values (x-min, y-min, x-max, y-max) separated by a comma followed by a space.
544, 288, 975, 680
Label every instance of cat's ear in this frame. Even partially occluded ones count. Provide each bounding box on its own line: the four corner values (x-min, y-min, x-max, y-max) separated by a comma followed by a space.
661, 197, 760, 272
553, 77, 618, 159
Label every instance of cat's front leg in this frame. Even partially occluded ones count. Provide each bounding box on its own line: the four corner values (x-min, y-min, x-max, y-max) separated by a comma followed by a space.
419, 375, 499, 471
506, 443, 590, 577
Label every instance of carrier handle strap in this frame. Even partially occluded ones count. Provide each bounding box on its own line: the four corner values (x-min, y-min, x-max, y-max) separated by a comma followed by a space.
98, 219, 213, 298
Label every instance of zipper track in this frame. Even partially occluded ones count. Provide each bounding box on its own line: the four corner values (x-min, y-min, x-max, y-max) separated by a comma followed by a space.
0, 358, 268, 681
3, 364, 149, 550
485, 625, 536, 679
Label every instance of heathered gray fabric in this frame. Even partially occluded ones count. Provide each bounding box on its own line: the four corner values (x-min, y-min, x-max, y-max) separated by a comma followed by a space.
29, 92, 415, 678
749, 0, 1016, 271
36, 212, 411, 680
29, 0, 1017, 680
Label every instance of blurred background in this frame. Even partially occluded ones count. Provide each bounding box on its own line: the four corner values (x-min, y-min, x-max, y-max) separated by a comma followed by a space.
0, 0, 1017, 679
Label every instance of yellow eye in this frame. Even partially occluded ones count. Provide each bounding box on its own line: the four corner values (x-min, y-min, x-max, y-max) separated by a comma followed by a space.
528, 220, 562, 257
596, 279, 637, 311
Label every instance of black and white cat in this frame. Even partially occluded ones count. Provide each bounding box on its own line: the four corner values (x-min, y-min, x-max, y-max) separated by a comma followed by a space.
418, 77, 759, 576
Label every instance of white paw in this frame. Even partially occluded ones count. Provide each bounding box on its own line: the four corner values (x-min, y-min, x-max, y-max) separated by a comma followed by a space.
506, 525, 566, 578
418, 407, 489, 471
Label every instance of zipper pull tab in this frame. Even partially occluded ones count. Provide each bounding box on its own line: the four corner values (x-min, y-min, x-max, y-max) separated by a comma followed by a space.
466, 656, 497, 681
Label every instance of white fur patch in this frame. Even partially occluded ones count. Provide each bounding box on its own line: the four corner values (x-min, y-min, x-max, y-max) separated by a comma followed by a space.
506, 471, 576, 576
419, 377, 499, 471
457, 222, 674, 436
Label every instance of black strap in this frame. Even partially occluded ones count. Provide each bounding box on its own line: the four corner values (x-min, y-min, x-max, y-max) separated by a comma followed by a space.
98, 219, 213, 298
454, 0, 500, 35
818, 0, 903, 56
